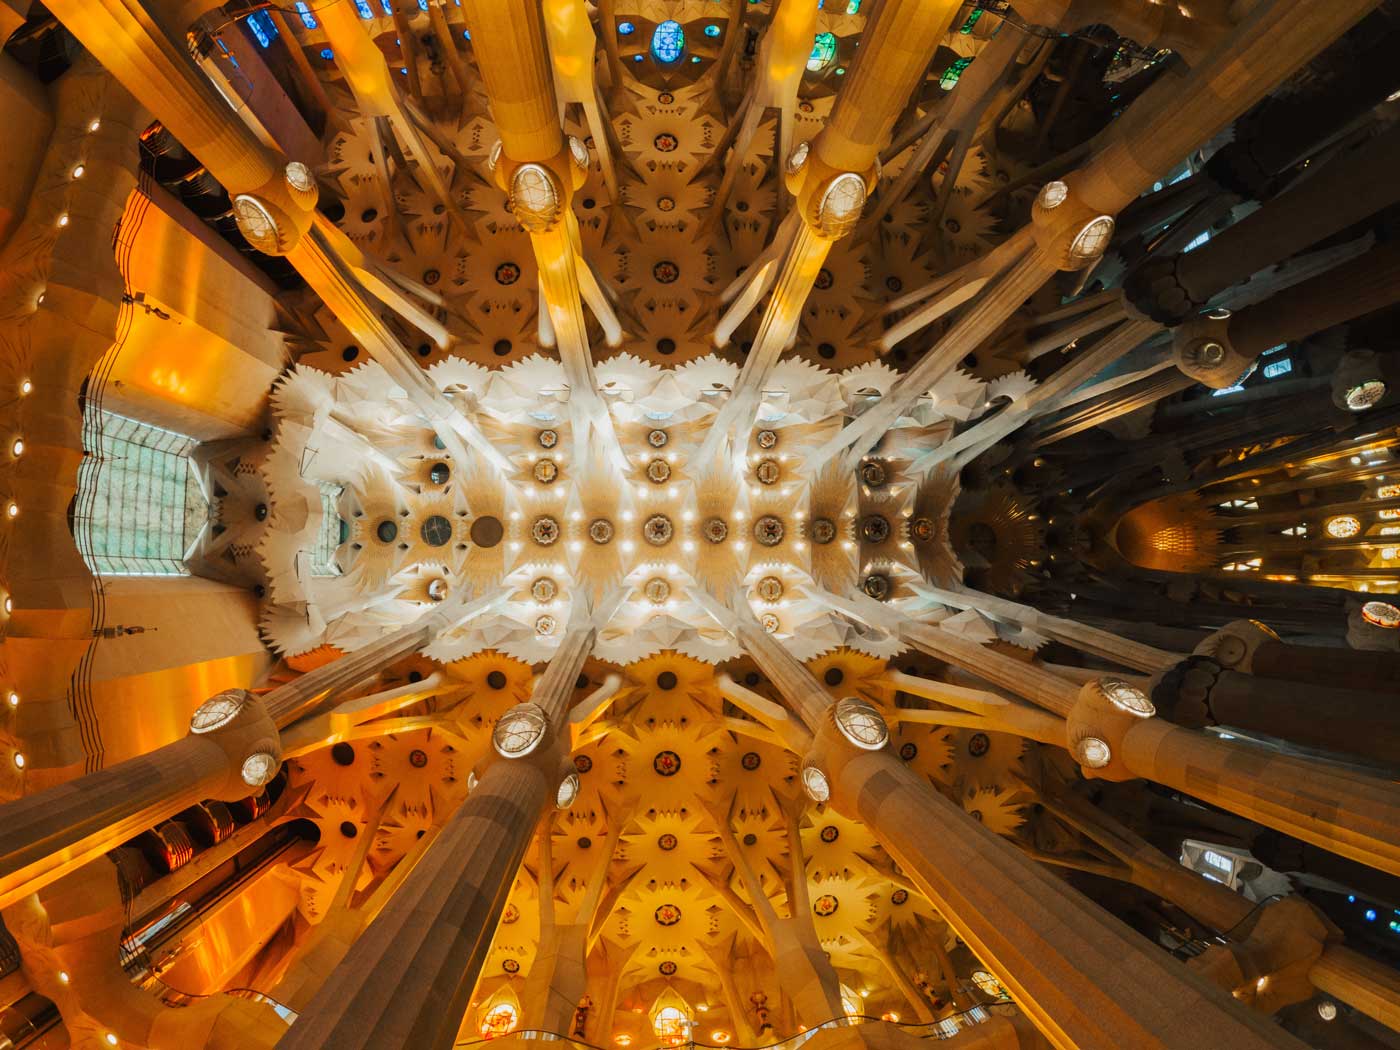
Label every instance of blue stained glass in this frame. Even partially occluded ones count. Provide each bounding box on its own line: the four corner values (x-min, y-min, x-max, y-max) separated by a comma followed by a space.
381, 0, 393, 13
354, 0, 373, 17
295, 1, 318, 29
418, 0, 428, 9
651, 19, 685, 63
1263, 358, 1292, 379
691, 55, 702, 62
463, 29, 471, 39
807, 31, 837, 71
246, 10, 277, 47
704, 23, 721, 37
320, 47, 334, 59
618, 21, 635, 35
633, 53, 645, 61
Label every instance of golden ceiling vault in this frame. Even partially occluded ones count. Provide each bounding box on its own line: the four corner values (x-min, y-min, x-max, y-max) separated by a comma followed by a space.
1, 3, 1399, 1050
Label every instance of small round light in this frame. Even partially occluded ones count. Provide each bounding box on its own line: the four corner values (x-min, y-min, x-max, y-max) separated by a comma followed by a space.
1361, 601, 1400, 629
1097, 677, 1155, 718
12, 752, 25, 769
6, 502, 17, 519
834, 696, 890, 750
493, 702, 549, 758
1345, 380, 1387, 411
11, 438, 23, 457
1317, 1001, 1338, 1021
801, 761, 830, 802
19, 380, 31, 395
240, 751, 278, 787
1068, 215, 1115, 264
467, 769, 479, 792
6, 691, 17, 708
104, 1034, 118, 1047
284, 160, 314, 192
71, 164, 85, 179
786, 141, 809, 175
1075, 736, 1112, 769
57, 970, 69, 984
4, 597, 12, 615
56, 213, 69, 228
1037, 180, 1069, 210
190, 691, 247, 734
88, 119, 101, 132
556, 771, 580, 809
427, 579, 449, 602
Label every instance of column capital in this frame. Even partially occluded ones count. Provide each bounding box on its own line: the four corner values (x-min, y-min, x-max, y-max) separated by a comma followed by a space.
1192, 619, 1282, 673
229, 160, 321, 257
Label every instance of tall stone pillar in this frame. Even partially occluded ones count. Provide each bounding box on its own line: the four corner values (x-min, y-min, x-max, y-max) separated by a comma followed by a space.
272, 616, 596, 1050
0, 601, 459, 910
1151, 657, 1400, 766
894, 614, 1400, 876
697, 0, 964, 464
728, 603, 1306, 1050
461, 0, 610, 449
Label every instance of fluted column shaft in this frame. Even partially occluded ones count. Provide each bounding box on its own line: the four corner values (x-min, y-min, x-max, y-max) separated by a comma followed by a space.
1176, 122, 1400, 309
1118, 718, 1400, 877
273, 623, 594, 1050
1251, 641, 1400, 695
1198, 669, 1400, 766
0, 734, 233, 911
1230, 239, 1400, 359
1072, 0, 1381, 216
274, 756, 552, 1050
461, 0, 563, 162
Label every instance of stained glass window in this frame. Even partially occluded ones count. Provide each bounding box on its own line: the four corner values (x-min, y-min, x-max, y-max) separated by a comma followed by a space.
651, 20, 685, 63
354, 0, 373, 18
959, 8, 984, 32
808, 32, 837, 71
941, 56, 974, 90
320, 47, 334, 60
246, 11, 278, 47
295, 2, 318, 29
618, 21, 635, 34
845, 0, 861, 12
1262, 357, 1292, 379
704, 24, 721, 37
311, 484, 344, 577
77, 411, 207, 576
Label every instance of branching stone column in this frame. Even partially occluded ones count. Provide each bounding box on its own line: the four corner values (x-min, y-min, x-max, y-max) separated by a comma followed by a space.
830, 0, 1382, 469
274, 613, 597, 1050
43, 0, 502, 478
890, 615, 1400, 877
0, 600, 466, 910
462, 0, 624, 466
720, 598, 1304, 1050
696, 0, 965, 467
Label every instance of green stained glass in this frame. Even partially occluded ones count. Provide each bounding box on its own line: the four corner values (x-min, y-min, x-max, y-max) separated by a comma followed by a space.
940, 55, 974, 90
808, 31, 838, 72
845, 0, 860, 12
959, 8, 984, 33
77, 410, 206, 576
